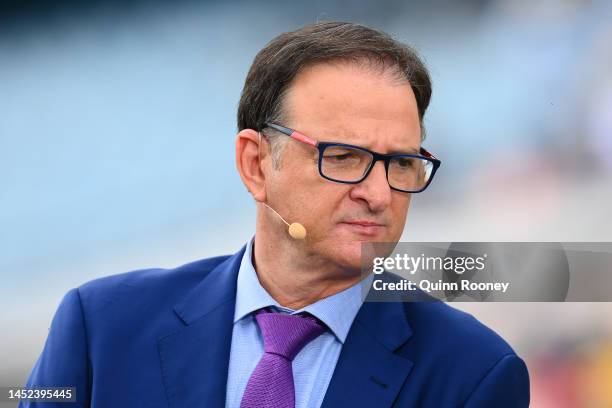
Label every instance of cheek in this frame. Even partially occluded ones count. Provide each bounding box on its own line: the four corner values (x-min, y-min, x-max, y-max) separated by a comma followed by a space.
297, 185, 350, 232
276, 168, 327, 219
395, 194, 412, 215
385, 195, 411, 233
303, 187, 346, 220
272, 155, 316, 195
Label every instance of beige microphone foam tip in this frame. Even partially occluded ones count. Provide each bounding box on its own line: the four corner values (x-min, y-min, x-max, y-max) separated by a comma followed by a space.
288, 223, 306, 240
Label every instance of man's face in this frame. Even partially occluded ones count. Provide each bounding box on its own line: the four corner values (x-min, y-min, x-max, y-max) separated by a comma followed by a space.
265, 61, 422, 271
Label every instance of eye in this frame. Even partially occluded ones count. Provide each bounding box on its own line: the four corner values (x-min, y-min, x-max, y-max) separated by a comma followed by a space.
324, 152, 357, 161
396, 157, 415, 168
322, 146, 365, 164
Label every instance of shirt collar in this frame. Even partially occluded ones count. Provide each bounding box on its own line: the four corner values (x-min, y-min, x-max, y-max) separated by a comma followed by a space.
233, 236, 373, 344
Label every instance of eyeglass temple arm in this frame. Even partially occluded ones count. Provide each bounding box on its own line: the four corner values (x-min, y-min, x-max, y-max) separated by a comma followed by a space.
265, 123, 318, 147
419, 146, 438, 160
267, 122, 438, 160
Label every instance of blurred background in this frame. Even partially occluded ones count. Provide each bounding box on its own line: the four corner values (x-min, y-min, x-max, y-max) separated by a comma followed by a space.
1, 0, 611, 406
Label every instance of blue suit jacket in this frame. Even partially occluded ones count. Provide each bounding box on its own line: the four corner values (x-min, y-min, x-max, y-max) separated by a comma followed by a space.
23, 245, 529, 407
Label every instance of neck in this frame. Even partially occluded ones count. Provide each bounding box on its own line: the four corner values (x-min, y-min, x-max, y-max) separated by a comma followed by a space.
253, 210, 362, 310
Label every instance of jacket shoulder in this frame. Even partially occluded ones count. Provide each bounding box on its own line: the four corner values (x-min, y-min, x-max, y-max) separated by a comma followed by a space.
76, 255, 231, 318
397, 301, 528, 405
405, 300, 516, 358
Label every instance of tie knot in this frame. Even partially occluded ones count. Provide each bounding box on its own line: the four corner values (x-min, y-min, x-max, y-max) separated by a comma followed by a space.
255, 309, 326, 361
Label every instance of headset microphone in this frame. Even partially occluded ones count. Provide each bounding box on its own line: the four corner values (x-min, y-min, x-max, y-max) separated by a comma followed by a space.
262, 202, 307, 240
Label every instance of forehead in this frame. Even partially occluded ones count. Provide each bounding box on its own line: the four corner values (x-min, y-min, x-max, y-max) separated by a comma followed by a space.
282, 61, 422, 152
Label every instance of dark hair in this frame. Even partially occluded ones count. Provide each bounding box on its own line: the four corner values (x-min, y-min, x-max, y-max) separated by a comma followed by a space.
237, 21, 432, 137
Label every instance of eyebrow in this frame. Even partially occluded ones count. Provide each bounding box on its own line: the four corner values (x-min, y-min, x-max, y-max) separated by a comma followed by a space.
321, 139, 421, 156
320, 130, 421, 155
268, 123, 422, 155
386, 147, 421, 155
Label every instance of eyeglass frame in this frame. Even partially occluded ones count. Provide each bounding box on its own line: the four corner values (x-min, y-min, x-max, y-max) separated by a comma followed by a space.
261, 122, 441, 193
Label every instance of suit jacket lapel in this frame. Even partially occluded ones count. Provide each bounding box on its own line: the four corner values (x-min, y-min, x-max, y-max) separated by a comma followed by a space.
158, 246, 246, 408
321, 298, 414, 408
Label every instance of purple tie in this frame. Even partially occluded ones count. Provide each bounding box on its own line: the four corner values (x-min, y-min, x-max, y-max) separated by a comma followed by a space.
240, 309, 326, 408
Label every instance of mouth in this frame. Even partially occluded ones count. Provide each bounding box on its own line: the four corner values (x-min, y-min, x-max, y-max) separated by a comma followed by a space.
340, 220, 386, 237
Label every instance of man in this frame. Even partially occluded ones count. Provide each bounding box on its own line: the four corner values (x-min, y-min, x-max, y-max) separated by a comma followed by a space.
22, 22, 529, 407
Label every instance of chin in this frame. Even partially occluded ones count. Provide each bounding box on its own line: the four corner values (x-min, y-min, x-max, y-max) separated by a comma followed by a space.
323, 240, 370, 272
314, 229, 396, 271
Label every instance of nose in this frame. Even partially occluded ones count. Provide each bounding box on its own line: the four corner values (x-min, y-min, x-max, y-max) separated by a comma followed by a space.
348, 160, 392, 213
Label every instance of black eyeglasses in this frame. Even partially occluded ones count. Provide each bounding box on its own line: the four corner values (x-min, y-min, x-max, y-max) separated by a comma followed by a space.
262, 123, 441, 193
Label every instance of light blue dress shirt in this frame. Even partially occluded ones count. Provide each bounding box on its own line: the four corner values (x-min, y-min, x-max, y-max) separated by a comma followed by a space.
225, 236, 373, 408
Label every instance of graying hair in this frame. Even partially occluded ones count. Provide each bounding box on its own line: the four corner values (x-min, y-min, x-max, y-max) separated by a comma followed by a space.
239, 21, 433, 170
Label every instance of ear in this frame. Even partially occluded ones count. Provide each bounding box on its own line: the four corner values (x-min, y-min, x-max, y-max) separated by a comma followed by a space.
235, 128, 268, 202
